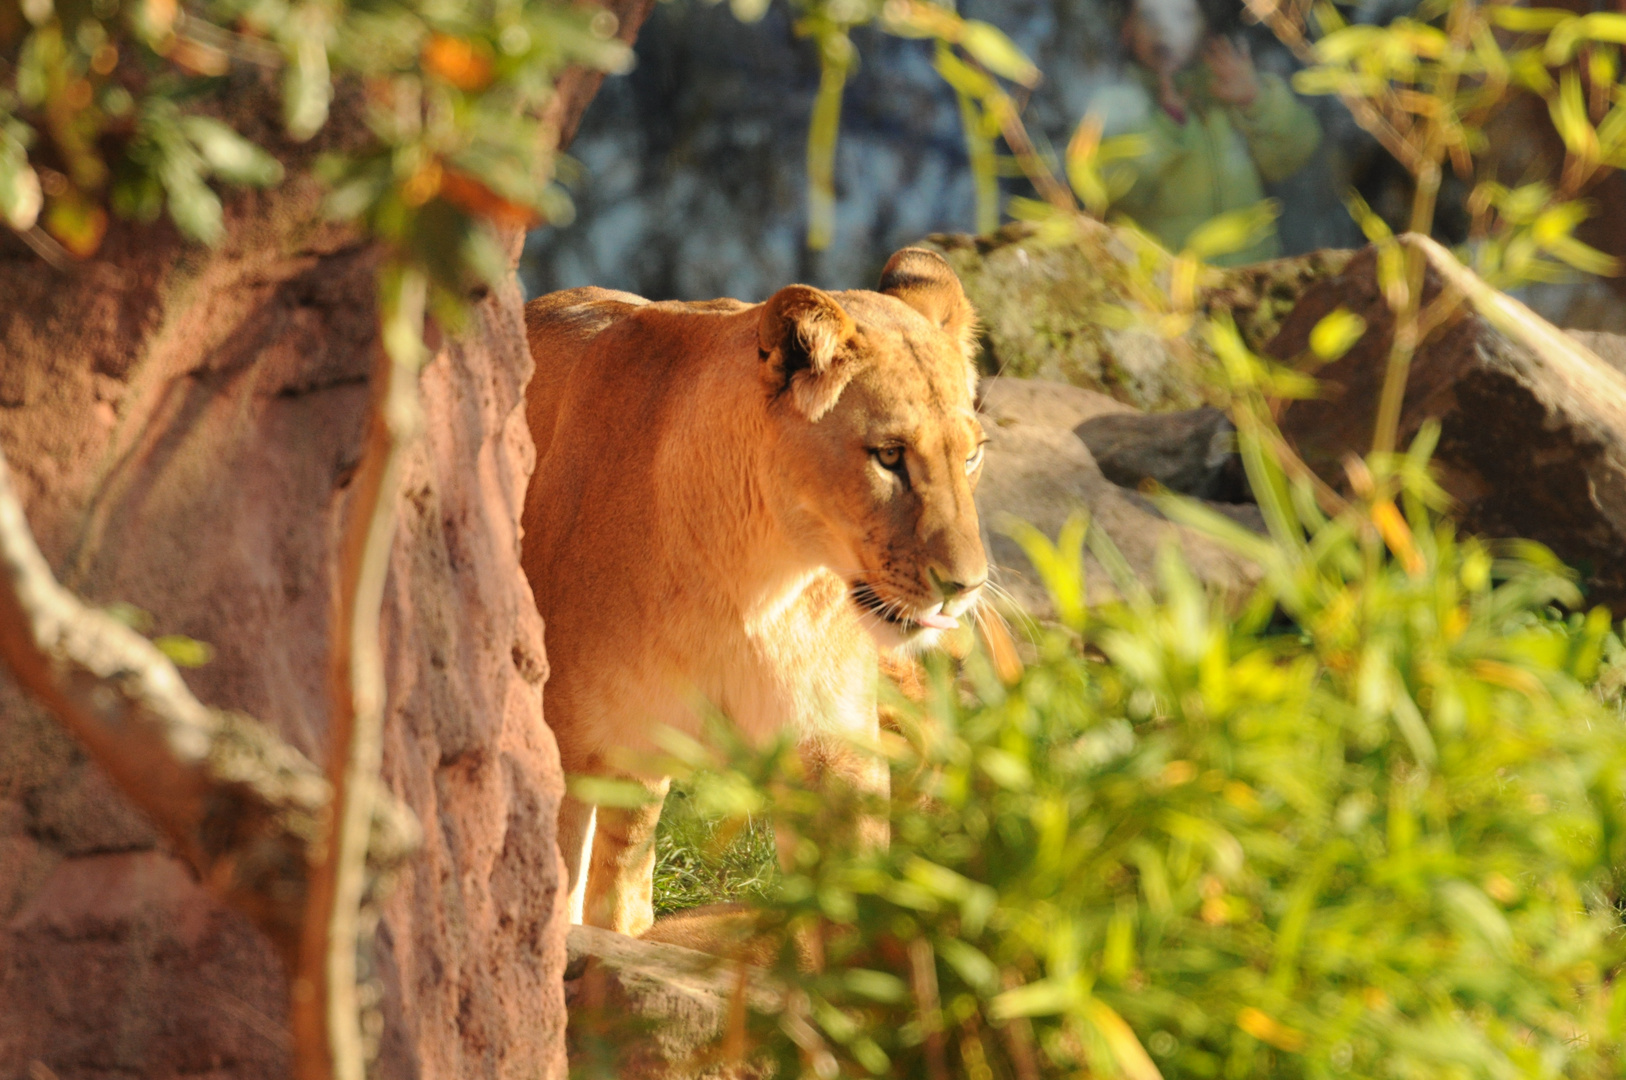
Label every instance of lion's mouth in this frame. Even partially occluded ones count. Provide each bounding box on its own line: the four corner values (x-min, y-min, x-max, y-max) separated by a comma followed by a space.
850, 581, 958, 633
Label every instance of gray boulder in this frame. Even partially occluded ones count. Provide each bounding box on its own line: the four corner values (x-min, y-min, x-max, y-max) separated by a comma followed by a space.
1075, 406, 1250, 503
565, 924, 777, 1080
975, 378, 1262, 619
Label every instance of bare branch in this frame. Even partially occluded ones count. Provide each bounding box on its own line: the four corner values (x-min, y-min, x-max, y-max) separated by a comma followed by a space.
292, 267, 429, 1080
0, 440, 420, 967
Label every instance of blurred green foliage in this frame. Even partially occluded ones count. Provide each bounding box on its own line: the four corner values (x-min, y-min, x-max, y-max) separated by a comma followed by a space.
755, 0, 1039, 247
626, 386, 1626, 1079
0, 0, 628, 313
1210, 0, 1624, 289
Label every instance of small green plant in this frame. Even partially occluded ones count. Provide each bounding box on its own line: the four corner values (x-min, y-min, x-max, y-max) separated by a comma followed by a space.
653, 780, 780, 916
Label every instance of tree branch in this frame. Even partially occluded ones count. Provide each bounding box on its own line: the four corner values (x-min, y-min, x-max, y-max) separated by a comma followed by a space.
292, 266, 428, 1080
0, 441, 420, 968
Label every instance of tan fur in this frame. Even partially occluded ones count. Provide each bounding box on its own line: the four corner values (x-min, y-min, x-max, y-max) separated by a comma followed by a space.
521, 249, 988, 937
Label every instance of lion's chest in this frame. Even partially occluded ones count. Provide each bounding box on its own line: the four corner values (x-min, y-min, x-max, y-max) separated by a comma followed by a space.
706, 569, 878, 743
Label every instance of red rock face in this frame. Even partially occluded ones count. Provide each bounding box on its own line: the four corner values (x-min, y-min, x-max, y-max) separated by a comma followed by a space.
0, 1, 660, 1062
0, 227, 564, 1077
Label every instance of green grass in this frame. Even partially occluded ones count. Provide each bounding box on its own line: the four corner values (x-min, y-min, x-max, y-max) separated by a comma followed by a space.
651, 781, 780, 917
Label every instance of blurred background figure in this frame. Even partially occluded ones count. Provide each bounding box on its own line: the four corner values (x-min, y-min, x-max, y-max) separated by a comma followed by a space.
518, 0, 1359, 302
1101, 0, 1322, 263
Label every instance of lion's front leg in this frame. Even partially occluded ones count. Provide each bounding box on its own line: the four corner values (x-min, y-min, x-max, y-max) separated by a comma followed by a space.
786, 726, 890, 867
581, 775, 671, 937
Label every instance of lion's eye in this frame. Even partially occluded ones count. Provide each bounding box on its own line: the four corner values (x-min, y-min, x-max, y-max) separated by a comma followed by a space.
966, 443, 986, 474
873, 445, 905, 472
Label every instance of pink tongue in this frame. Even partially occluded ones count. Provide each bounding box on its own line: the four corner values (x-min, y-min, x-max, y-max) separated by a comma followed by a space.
915, 611, 959, 631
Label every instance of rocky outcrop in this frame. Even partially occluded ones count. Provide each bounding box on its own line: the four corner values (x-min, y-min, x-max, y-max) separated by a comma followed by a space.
1076, 406, 1249, 503
566, 924, 776, 1080
0, 5, 654, 1076
0, 242, 562, 1080
928, 225, 1203, 410
975, 377, 1262, 617
926, 224, 1351, 411
1269, 242, 1626, 613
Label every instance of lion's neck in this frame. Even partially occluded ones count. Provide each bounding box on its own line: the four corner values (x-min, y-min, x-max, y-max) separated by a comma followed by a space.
660, 354, 827, 628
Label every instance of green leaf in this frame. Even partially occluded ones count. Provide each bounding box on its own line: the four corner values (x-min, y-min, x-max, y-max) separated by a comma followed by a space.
843, 969, 907, 1003
566, 775, 660, 808
1313, 25, 1379, 64
182, 117, 284, 186
957, 20, 1039, 87
1486, 6, 1573, 32
803, 26, 852, 250
1308, 307, 1368, 362
1182, 200, 1280, 261
937, 938, 1000, 994
987, 977, 1078, 1020
161, 160, 224, 243
1549, 69, 1599, 160
1544, 231, 1621, 276
282, 8, 333, 141
0, 154, 41, 231
154, 634, 215, 668
1438, 881, 1514, 959
977, 747, 1031, 790
1001, 511, 1088, 630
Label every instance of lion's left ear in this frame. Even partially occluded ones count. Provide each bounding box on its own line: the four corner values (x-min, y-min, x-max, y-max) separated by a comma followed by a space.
758, 284, 860, 421
879, 248, 979, 361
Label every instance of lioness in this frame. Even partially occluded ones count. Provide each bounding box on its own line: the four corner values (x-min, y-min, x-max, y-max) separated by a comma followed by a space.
520, 249, 989, 936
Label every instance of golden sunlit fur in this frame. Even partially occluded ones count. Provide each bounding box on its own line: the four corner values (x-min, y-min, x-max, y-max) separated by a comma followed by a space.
520, 249, 988, 937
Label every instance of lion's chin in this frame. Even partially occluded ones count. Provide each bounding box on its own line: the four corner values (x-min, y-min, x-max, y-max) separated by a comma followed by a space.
859, 616, 944, 654
849, 591, 954, 654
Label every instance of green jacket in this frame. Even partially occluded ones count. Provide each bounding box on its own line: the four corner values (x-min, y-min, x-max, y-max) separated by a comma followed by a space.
1100, 65, 1322, 265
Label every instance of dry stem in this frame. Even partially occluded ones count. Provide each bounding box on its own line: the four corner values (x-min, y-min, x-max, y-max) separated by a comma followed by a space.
292, 270, 427, 1080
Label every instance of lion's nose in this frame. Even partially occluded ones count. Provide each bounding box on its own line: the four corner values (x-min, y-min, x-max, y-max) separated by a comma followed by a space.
930, 567, 986, 603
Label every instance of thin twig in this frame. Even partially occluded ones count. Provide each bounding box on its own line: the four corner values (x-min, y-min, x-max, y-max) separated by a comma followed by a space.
997, 969, 1041, 1080
1240, 0, 1426, 174
908, 937, 948, 1080
993, 96, 1076, 212
292, 268, 427, 1080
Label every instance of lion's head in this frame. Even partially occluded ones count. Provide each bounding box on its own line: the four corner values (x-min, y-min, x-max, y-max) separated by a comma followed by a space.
756, 248, 989, 651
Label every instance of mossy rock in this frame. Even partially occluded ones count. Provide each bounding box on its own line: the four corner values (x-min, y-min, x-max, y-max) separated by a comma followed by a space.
924, 222, 1351, 411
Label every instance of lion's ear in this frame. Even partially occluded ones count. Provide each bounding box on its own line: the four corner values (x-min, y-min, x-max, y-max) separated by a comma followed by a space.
758, 284, 859, 421
879, 248, 979, 360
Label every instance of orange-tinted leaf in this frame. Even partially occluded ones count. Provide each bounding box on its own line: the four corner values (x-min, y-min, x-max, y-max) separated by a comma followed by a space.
167, 36, 230, 76
422, 33, 494, 92
401, 160, 443, 207
45, 194, 107, 257
1236, 1007, 1307, 1052
439, 169, 538, 227
1371, 499, 1424, 576
144, 0, 178, 37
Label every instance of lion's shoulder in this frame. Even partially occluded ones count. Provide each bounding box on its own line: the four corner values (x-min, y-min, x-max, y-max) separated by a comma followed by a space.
524, 287, 648, 354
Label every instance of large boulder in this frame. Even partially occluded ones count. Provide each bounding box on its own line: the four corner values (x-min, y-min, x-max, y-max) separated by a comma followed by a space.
1268, 242, 1626, 613
565, 924, 776, 1080
925, 222, 1351, 411
975, 377, 1262, 618
1075, 406, 1249, 503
